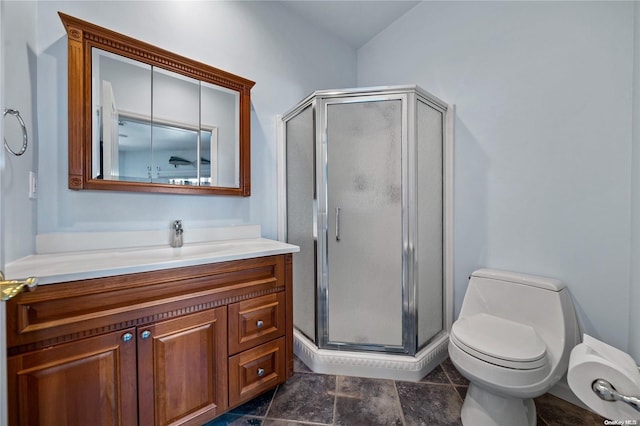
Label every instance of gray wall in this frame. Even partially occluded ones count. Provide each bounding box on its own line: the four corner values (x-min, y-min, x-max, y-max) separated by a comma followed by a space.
359, 1, 636, 354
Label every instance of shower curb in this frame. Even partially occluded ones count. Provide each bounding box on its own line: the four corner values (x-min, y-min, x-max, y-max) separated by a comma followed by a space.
293, 329, 449, 382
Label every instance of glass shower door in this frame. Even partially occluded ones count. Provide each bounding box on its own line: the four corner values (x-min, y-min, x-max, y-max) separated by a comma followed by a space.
286, 105, 317, 342
416, 99, 444, 349
324, 97, 405, 350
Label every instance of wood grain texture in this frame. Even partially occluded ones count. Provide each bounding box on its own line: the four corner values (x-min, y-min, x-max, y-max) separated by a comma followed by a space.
228, 292, 285, 355
58, 12, 254, 196
66, 23, 85, 189
7, 256, 284, 352
8, 328, 138, 426
284, 253, 294, 378
6, 254, 294, 425
138, 308, 228, 426
228, 338, 286, 408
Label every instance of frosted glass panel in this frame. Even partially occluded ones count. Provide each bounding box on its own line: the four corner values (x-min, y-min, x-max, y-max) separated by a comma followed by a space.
326, 100, 403, 346
286, 105, 316, 341
417, 100, 443, 347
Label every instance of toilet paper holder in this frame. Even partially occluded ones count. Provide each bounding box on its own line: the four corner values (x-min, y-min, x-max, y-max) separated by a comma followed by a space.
592, 379, 640, 412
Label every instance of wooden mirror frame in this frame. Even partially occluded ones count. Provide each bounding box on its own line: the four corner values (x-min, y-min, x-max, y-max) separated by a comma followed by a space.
59, 12, 255, 196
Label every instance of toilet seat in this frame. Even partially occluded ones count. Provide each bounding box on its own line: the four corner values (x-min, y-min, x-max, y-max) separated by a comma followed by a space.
451, 313, 548, 370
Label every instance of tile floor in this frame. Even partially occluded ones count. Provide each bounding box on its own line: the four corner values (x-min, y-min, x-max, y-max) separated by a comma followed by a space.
205, 357, 606, 426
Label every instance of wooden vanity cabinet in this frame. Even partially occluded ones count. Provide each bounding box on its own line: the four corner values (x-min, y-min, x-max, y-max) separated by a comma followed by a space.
137, 307, 228, 426
227, 292, 287, 407
5, 254, 294, 426
7, 327, 139, 426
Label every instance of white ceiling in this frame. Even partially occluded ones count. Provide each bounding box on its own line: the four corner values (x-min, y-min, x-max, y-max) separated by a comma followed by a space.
278, 1, 420, 49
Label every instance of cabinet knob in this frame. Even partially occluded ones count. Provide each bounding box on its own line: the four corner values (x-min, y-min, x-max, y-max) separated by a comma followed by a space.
257, 368, 265, 377
140, 330, 151, 340
256, 320, 264, 329
122, 332, 133, 342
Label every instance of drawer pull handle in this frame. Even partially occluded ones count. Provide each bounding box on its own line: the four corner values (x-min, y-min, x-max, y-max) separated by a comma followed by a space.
257, 368, 265, 377
122, 332, 133, 342
140, 330, 151, 340
256, 320, 264, 328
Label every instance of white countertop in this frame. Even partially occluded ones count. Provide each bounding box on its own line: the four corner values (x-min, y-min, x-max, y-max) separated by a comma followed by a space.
6, 238, 299, 285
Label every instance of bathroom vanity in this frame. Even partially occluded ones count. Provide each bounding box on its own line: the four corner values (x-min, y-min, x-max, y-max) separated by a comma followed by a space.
4, 237, 297, 425
1, 12, 299, 425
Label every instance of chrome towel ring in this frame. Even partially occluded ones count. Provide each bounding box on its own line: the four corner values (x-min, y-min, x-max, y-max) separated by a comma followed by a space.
3, 108, 28, 156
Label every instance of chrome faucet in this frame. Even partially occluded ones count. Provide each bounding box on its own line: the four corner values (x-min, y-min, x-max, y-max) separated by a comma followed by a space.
171, 220, 183, 247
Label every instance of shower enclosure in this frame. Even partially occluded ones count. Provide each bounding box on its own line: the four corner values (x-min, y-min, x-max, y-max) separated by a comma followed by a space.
280, 86, 452, 380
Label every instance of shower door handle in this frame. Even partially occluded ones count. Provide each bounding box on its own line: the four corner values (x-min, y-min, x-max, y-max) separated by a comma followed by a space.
335, 207, 341, 242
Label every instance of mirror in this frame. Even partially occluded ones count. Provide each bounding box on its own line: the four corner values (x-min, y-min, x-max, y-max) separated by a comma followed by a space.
60, 12, 254, 196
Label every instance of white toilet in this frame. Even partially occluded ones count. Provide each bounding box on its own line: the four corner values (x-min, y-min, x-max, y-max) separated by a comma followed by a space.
448, 269, 580, 426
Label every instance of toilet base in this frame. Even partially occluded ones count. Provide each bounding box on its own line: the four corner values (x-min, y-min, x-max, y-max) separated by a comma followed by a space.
461, 383, 536, 426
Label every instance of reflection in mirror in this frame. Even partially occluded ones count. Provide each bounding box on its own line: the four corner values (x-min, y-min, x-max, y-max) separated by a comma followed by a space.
201, 81, 239, 188
91, 48, 241, 188
61, 12, 255, 195
116, 116, 213, 184
92, 48, 152, 181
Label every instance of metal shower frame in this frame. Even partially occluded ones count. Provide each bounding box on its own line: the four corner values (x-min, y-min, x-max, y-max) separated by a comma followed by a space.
280, 85, 453, 356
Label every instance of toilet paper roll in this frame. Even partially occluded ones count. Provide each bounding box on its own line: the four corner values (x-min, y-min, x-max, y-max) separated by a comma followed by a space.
568, 335, 640, 421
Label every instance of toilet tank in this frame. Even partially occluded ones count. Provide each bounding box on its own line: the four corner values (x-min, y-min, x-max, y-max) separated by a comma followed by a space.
460, 269, 580, 367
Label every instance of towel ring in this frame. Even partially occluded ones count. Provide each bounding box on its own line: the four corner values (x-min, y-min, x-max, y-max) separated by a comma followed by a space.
3, 108, 28, 156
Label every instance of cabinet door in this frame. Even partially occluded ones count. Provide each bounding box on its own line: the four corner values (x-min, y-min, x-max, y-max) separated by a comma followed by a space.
137, 307, 227, 426
7, 328, 138, 426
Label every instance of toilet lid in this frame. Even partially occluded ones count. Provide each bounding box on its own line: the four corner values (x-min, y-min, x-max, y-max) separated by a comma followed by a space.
451, 313, 547, 369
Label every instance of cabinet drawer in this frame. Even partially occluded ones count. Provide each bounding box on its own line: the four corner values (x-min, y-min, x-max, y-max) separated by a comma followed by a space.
228, 292, 285, 355
228, 337, 286, 407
